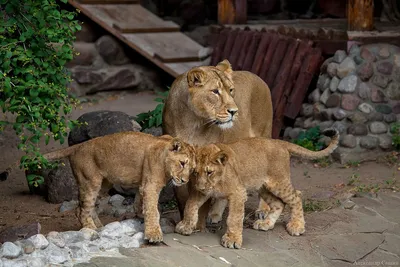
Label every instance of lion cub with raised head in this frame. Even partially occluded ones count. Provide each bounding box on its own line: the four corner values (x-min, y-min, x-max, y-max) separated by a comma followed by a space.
175, 128, 339, 249
1, 132, 196, 243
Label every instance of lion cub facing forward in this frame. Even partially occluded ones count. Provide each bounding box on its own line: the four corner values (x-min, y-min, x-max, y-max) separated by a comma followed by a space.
1, 132, 196, 243
175, 129, 339, 249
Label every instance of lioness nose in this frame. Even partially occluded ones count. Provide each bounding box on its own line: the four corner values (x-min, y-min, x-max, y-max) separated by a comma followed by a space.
227, 109, 238, 116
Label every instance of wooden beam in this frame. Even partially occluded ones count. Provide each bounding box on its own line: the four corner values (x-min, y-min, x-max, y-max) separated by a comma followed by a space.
218, 0, 247, 25
347, 0, 374, 31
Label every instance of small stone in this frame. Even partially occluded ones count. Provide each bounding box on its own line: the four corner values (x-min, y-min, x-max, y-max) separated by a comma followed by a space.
320, 57, 333, 73
326, 94, 341, 108
376, 61, 393, 75
386, 82, 400, 100
329, 76, 340, 92
393, 103, 400, 114
384, 113, 397, 123
371, 74, 390, 88
80, 228, 100, 241
360, 47, 376, 62
349, 45, 361, 56
371, 87, 387, 103
375, 104, 392, 114
313, 103, 325, 120
317, 74, 330, 90
341, 94, 360, 111
337, 57, 357, 78
321, 109, 332, 121
283, 127, 292, 138
303, 117, 314, 129
338, 75, 358, 93
349, 112, 368, 124
358, 103, 374, 114
360, 136, 378, 149
369, 122, 388, 134
99, 221, 135, 239
15, 240, 35, 254
300, 104, 313, 117
354, 55, 364, 65
340, 134, 357, 148
27, 234, 49, 250
308, 89, 321, 104
378, 46, 390, 59
327, 62, 339, 77
343, 200, 356, 209
358, 82, 371, 99
0, 223, 41, 244
319, 136, 332, 146
122, 196, 135, 206
46, 231, 65, 248
332, 121, 348, 134
0, 242, 22, 259
1, 259, 28, 267
395, 54, 400, 67
320, 89, 331, 105
160, 218, 175, 234
333, 50, 347, 63
59, 200, 79, 213
368, 112, 384, 121
294, 118, 304, 128
109, 194, 125, 207
61, 231, 85, 245
319, 121, 333, 131
45, 243, 70, 264
379, 134, 393, 150
289, 128, 304, 139
95, 35, 130, 66
348, 124, 368, 136
24, 257, 45, 267
357, 62, 374, 81
332, 109, 347, 120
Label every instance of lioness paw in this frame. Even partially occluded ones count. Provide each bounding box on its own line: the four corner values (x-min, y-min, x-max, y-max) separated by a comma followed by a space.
221, 233, 242, 249
286, 220, 305, 236
175, 221, 194, 236
253, 219, 275, 231
145, 226, 163, 243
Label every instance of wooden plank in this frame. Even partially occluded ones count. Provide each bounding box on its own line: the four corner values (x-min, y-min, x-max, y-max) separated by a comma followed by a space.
122, 32, 204, 63
236, 31, 254, 70
242, 31, 262, 71
78, 0, 139, 4
227, 30, 247, 68
251, 33, 272, 75
258, 34, 279, 83
81, 4, 180, 33
211, 28, 230, 65
264, 38, 289, 87
165, 58, 212, 76
222, 28, 239, 62
347, 0, 374, 31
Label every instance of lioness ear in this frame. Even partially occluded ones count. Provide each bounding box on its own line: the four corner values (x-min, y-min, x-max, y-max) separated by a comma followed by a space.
171, 138, 182, 152
213, 151, 228, 165
216, 59, 233, 75
187, 68, 206, 87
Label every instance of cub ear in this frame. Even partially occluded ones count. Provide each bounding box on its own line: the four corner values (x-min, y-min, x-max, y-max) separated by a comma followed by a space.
213, 151, 228, 165
170, 138, 182, 152
187, 68, 206, 87
216, 59, 233, 75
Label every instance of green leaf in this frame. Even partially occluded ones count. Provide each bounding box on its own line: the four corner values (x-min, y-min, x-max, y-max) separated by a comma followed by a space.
45, 135, 50, 145
29, 89, 39, 97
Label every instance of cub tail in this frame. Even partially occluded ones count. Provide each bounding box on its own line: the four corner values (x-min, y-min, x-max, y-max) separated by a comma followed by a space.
285, 128, 339, 160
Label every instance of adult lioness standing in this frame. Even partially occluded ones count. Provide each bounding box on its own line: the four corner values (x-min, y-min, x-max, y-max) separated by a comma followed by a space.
163, 59, 273, 225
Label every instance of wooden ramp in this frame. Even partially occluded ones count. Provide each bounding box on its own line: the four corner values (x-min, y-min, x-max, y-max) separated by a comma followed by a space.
68, 0, 211, 77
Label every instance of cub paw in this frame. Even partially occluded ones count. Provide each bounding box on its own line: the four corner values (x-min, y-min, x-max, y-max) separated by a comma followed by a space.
286, 220, 305, 236
253, 219, 274, 231
145, 226, 163, 243
221, 233, 242, 249
255, 209, 269, 220
175, 221, 194, 236
207, 213, 223, 224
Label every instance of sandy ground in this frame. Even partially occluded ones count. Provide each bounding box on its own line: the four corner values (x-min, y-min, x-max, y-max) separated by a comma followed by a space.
0, 90, 399, 235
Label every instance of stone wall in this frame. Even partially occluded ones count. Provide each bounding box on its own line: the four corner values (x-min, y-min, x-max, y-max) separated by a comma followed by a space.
284, 43, 400, 163
68, 19, 162, 97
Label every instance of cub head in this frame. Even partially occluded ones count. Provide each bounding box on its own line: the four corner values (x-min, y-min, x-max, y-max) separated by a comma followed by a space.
164, 138, 196, 187
193, 145, 229, 194
186, 59, 238, 130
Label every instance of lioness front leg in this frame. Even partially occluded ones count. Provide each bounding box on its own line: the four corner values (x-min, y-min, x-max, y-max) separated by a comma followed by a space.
175, 191, 210, 236
221, 190, 247, 249
142, 183, 163, 243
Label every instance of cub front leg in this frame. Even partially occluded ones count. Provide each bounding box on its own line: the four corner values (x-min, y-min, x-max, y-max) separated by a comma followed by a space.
142, 183, 163, 243
221, 190, 247, 249
175, 191, 210, 236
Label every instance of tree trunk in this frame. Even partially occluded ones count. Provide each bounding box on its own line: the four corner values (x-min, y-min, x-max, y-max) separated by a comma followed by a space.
218, 0, 247, 24
347, 0, 374, 31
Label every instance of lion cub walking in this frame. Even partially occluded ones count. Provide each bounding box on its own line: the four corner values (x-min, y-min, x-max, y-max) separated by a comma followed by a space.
1, 132, 196, 243
175, 128, 339, 249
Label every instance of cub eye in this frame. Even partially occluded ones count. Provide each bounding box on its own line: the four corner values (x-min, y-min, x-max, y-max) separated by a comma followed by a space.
180, 161, 186, 167
212, 89, 219, 95
206, 170, 213, 176
230, 88, 234, 93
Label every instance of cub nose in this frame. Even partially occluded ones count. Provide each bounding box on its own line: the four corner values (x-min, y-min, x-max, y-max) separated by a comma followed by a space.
227, 109, 238, 116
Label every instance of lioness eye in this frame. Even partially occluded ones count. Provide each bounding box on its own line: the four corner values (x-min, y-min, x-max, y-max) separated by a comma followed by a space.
212, 89, 219, 95
207, 170, 213, 176
230, 88, 234, 93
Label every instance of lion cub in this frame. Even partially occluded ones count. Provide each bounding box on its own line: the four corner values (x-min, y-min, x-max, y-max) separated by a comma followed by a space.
1, 132, 196, 243
175, 128, 339, 249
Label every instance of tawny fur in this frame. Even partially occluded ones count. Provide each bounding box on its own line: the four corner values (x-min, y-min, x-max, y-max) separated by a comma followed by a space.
1, 132, 196, 243
175, 129, 339, 249
162, 59, 273, 228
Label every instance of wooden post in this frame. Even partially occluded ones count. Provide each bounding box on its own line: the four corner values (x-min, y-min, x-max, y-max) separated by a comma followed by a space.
218, 0, 247, 24
347, 0, 374, 31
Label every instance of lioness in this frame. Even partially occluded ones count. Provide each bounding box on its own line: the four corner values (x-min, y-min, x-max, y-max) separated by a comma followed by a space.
163, 59, 273, 226
175, 128, 339, 249
1, 132, 196, 243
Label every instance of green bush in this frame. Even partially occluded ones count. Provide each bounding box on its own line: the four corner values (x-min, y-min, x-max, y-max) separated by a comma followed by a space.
292, 126, 324, 151
135, 89, 169, 130
391, 122, 400, 150
0, 0, 81, 187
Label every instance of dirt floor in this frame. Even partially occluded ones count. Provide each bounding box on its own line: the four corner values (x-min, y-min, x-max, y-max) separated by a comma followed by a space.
0, 90, 399, 235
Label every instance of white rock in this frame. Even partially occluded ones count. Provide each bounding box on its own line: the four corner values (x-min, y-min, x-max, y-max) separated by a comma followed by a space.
94, 237, 120, 251
0, 259, 2, 267
47, 231, 66, 248
68, 242, 91, 262
358, 103, 374, 114
99, 221, 133, 238
80, 228, 100, 241
59, 200, 79, 213
1, 258, 27, 267
132, 232, 145, 246
337, 57, 356, 78
120, 219, 144, 233
28, 234, 49, 250
0, 242, 22, 259
41, 243, 70, 265
329, 76, 340, 92
21, 257, 46, 267
61, 231, 86, 245
108, 194, 125, 207
338, 75, 358, 93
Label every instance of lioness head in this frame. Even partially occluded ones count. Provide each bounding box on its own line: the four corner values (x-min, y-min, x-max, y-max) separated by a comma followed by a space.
193, 145, 229, 194
165, 138, 196, 187
186, 59, 238, 130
